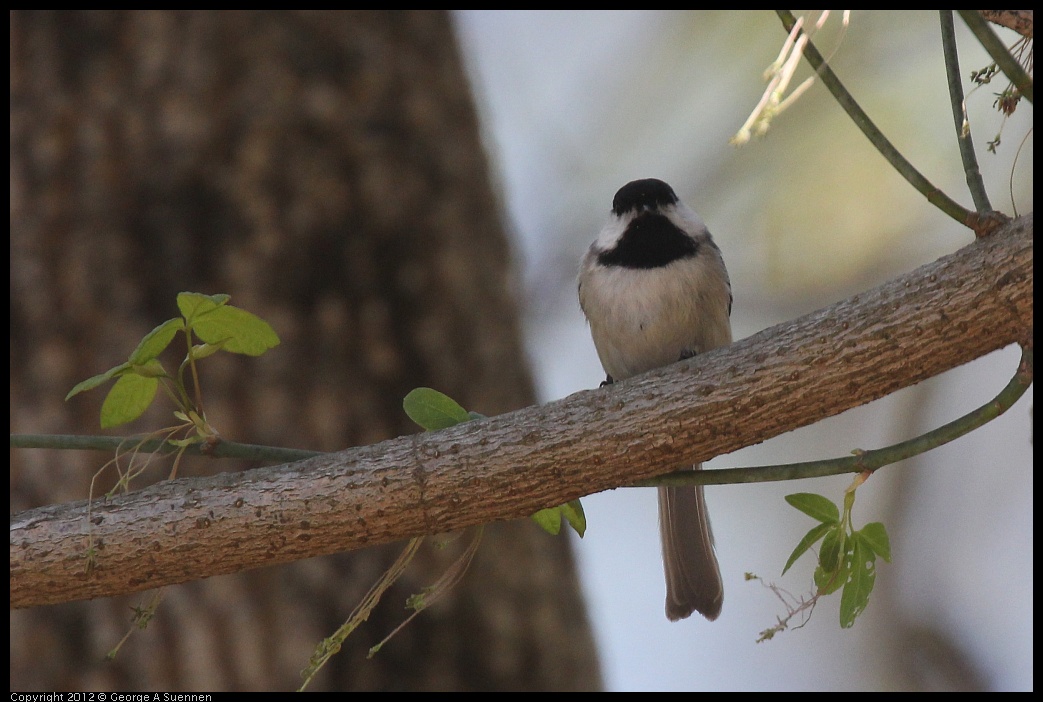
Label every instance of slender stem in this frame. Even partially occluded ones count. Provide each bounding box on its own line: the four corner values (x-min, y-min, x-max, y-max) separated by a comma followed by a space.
185, 324, 206, 416
939, 11, 993, 213
957, 10, 1034, 105
774, 10, 974, 227
9, 432, 320, 463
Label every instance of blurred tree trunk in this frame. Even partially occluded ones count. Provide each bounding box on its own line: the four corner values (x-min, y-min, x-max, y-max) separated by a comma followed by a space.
10, 10, 602, 691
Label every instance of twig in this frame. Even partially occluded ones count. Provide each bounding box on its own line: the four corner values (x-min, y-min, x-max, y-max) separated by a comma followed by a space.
939, 10, 993, 213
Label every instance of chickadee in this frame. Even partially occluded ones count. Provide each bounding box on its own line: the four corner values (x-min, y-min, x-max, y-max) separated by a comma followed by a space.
578, 178, 732, 621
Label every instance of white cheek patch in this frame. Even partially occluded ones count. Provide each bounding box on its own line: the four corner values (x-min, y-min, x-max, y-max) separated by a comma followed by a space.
592, 213, 631, 252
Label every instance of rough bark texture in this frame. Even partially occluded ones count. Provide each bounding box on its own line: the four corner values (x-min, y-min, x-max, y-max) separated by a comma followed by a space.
10, 10, 602, 691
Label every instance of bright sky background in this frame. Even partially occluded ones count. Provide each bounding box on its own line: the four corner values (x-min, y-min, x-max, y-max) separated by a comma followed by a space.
454, 10, 1032, 691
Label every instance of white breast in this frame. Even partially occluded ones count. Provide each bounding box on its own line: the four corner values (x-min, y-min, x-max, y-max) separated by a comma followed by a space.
579, 246, 732, 382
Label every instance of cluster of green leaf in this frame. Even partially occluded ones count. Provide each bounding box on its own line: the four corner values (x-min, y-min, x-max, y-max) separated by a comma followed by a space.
67, 292, 279, 432
783, 491, 892, 628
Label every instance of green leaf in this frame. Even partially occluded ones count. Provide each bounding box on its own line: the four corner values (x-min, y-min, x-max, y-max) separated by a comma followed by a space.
858, 522, 892, 562
176, 292, 230, 324
530, 500, 587, 537
403, 388, 471, 431
530, 507, 562, 535
818, 525, 846, 573
66, 362, 131, 400
100, 372, 160, 428
785, 493, 840, 524
561, 499, 586, 537
190, 304, 280, 356
839, 537, 876, 628
782, 521, 833, 575
128, 318, 183, 364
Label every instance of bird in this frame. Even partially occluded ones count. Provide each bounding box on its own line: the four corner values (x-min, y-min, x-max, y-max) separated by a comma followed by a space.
578, 178, 732, 621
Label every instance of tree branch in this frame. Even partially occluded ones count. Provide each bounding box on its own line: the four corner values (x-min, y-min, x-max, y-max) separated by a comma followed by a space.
979, 10, 1034, 39
10, 214, 1033, 610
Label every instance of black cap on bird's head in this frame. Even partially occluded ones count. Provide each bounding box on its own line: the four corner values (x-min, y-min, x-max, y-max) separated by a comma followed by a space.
611, 178, 679, 217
